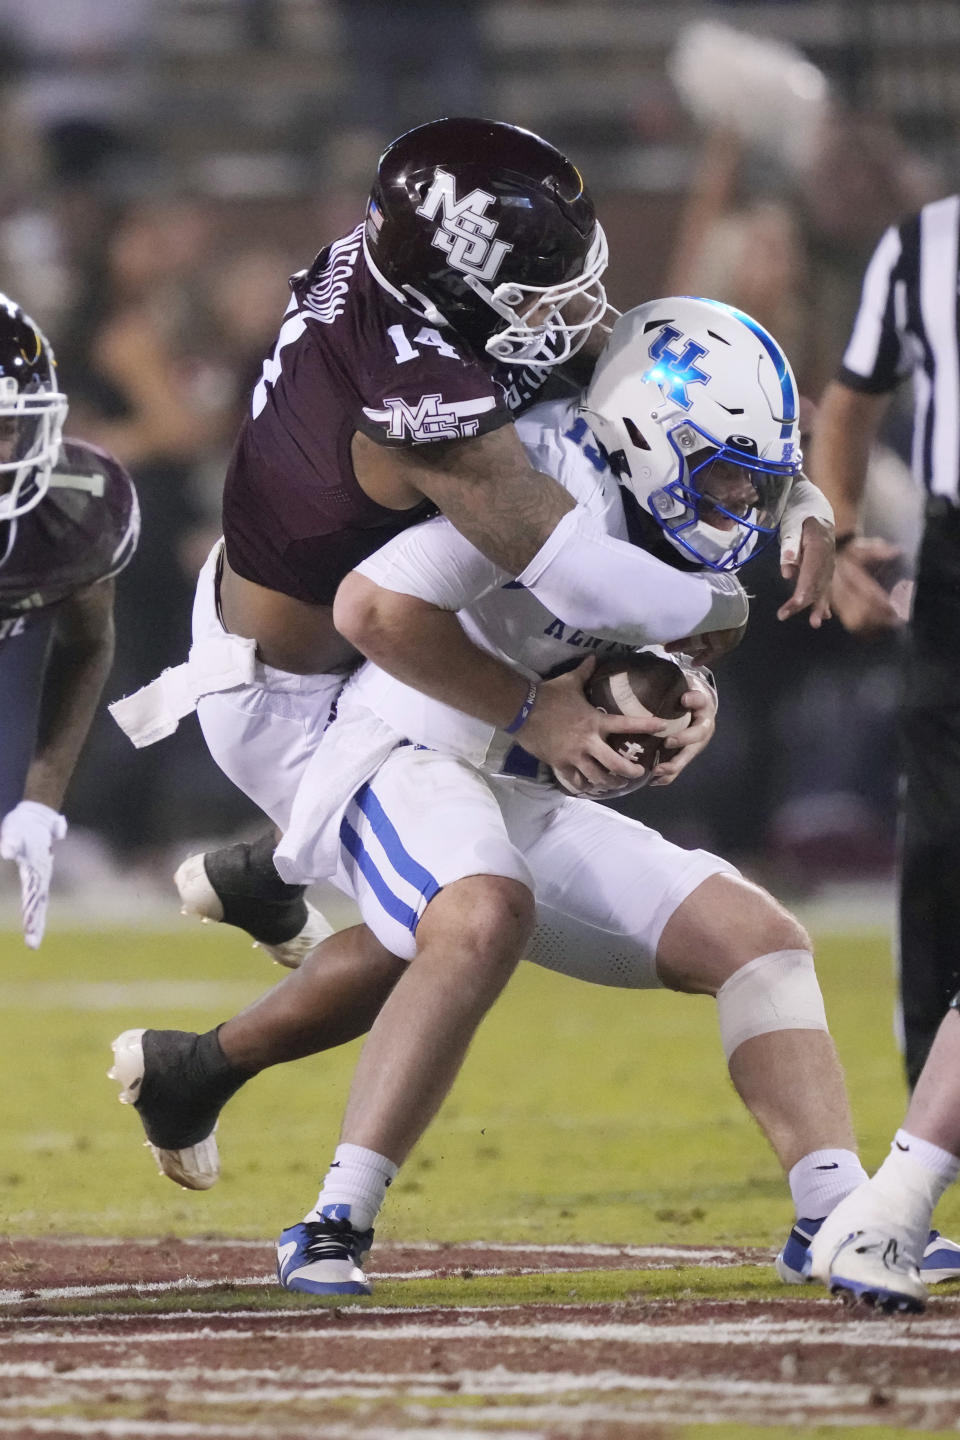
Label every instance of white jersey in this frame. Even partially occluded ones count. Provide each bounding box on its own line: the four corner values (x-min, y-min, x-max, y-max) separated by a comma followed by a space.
346, 397, 705, 767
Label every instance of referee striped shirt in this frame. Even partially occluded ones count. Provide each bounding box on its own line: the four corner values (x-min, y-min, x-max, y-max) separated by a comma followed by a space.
841, 193, 960, 503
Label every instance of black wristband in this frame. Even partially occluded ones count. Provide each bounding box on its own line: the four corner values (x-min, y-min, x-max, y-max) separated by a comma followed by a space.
834, 531, 857, 552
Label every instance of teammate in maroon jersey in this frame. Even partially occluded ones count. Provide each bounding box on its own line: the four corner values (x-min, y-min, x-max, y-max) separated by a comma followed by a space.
0, 295, 140, 947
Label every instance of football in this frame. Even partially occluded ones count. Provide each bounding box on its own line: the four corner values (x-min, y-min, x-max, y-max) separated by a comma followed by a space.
581, 651, 693, 794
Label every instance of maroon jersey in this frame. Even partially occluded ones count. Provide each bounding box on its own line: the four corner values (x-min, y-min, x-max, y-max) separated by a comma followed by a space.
0, 438, 140, 641
222, 225, 553, 606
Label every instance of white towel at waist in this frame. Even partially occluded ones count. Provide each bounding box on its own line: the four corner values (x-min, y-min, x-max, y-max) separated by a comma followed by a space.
108, 630, 258, 748
274, 699, 405, 884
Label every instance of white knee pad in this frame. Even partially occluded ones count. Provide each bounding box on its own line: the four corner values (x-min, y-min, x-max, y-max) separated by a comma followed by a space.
716, 949, 828, 1061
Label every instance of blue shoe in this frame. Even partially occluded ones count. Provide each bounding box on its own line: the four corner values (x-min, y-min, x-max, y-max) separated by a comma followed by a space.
775, 1216, 822, 1283
276, 1216, 374, 1296
778, 1216, 960, 1286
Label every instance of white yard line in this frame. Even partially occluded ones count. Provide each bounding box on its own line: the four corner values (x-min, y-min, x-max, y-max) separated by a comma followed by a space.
5, 1315, 960, 1351
1, 1369, 958, 1423
5, 1237, 745, 1259
0, 1242, 767, 1305
0, 1420, 508, 1440
2, 1361, 960, 1399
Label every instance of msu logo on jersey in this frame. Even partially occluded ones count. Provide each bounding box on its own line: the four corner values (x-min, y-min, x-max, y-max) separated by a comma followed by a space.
363, 393, 497, 442
416, 170, 513, 283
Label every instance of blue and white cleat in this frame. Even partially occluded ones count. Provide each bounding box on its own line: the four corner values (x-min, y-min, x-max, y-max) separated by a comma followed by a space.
814, 1228, 927, 1313
808, 1185, 929, 1312
778, 1212, 960, 1289
277, 1216, 374, 1296
920, 1229, 960, 1284
775, 1216, 823, 1283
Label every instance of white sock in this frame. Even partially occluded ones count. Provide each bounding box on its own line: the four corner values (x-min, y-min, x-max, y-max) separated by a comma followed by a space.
859, 1129, 960, 1234
788, 1148, 869, 1220
305, 1143, 398, 1232
890, 1129, 960, 1189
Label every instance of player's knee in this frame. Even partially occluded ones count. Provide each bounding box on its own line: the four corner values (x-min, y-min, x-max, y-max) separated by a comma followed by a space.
419, 874, 534, 973
460, 875, 536, 963
709, 881, 811, 987
727, 896, 811, 977
715, 948, 828, 1062
657, 873, 811, 995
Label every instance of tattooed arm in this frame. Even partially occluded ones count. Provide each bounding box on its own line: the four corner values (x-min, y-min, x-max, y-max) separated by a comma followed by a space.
351, 425, 748, 637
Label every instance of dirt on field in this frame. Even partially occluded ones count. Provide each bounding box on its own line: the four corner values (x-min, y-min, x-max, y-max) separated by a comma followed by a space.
2, 1237, 960, 1439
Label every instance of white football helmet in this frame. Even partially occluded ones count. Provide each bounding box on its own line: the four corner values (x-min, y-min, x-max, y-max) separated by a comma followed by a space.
580, 296, 802, 571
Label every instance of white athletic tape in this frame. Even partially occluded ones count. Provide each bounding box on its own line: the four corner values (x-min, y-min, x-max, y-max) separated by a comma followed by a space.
715, 949, 828, 1061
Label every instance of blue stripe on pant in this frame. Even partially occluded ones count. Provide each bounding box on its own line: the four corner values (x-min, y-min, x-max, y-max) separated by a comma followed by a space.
340, 782, 440, 938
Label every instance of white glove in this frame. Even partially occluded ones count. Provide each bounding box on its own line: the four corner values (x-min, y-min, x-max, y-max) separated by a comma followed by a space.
0, 801, 68, 949
779, 474, 836, 569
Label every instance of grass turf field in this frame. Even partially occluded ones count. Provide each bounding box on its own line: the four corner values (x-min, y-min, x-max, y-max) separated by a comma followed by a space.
3, 918, 960, 1439
1, 918, 955, 1250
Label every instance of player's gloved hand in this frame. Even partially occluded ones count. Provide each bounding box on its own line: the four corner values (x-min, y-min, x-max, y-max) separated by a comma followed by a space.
520, 655, 666, 793
0, 800, 68, 949
648, 679, 718, 787
777, 476, 836, 627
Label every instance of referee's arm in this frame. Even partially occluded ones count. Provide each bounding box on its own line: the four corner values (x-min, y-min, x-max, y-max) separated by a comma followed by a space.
810, 381, 904, 634
810, 380, 893, 537
810, 212, 911, 634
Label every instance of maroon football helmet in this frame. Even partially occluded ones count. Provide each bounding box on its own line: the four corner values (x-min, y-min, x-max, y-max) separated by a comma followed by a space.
363, 117, 608, 370
0, 295, 67, 526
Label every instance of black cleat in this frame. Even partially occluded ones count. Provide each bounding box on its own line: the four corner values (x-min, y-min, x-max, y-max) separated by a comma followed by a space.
175, 832, 332, 968
109, 1027, 251, 1191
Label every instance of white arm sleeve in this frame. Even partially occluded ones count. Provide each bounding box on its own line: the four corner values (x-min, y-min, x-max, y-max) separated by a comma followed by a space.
516, 505, 749, 643
354, 514, 508, 609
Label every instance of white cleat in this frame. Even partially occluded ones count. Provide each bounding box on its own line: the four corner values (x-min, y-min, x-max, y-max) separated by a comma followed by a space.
174, 852, 333, 969
809, 1186, 928, 1313
108, 1028, 220, 1192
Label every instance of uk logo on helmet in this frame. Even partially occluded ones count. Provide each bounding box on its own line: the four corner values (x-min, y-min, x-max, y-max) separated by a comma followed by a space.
642, 327, 710, 410
417, 169, 514, 282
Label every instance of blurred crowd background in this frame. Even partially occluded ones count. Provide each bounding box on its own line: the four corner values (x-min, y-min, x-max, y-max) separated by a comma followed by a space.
1, 0, 956, 909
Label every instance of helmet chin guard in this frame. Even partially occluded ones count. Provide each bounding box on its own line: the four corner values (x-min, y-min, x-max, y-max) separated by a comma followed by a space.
581, 296, 802, 571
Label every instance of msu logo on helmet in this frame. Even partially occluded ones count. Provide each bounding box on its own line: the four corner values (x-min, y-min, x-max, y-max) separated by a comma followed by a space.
415, 169, 513, 283
363, 117, 608, 371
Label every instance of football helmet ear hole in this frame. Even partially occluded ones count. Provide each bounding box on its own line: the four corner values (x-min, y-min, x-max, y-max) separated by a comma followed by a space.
623, 417, 651, 451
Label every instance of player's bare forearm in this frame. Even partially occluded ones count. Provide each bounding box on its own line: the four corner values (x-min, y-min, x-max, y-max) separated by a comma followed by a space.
809, 382, 892, 534
334, 574, 661, 783
23, 581, 116, 811
334, 574, 531, 726
365, 425, 575, 576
